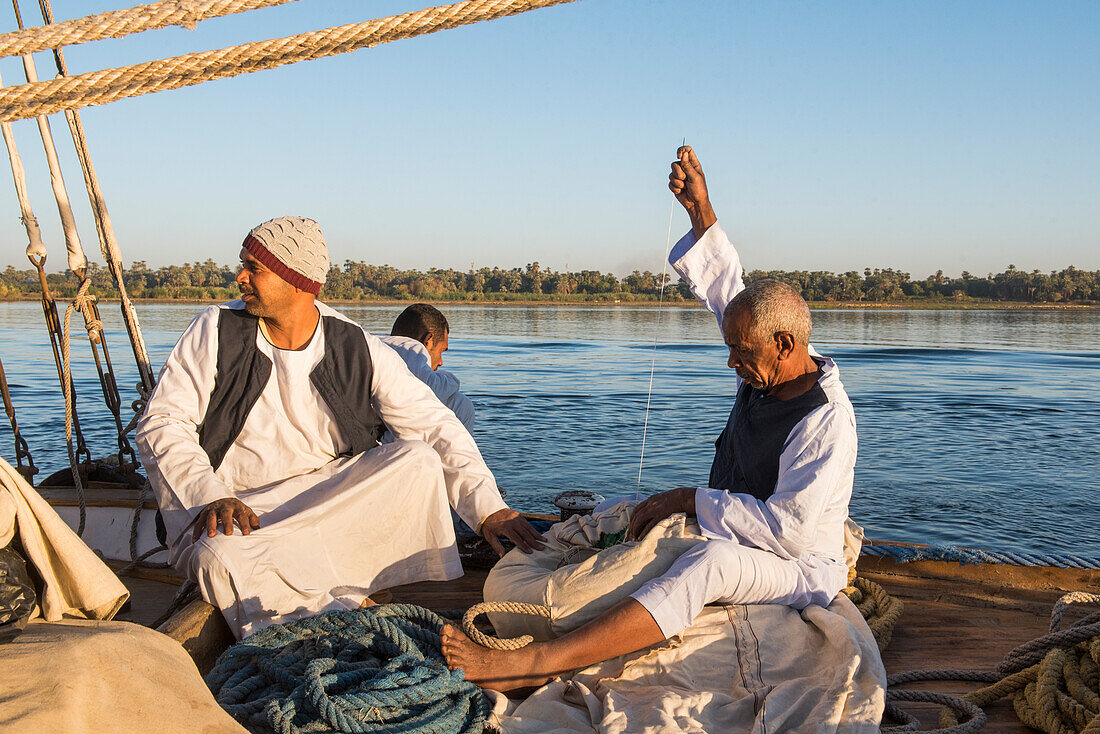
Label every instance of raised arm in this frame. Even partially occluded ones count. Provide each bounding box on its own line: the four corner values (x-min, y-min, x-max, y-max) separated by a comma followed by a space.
666, 146, 746, 329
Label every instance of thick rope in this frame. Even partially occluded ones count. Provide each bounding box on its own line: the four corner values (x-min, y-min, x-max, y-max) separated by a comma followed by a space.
864, 543, 1100, 571
844, 576, 905, 653
0, 0, 301, 59
882, 593, 1100, 734
0, 0, 580, 123
462, 600, 550, 650
206, 604, 490, 734
59, 279, 94, 535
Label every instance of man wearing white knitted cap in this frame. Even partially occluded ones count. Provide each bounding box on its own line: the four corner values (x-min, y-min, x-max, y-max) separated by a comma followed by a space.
137, 216, 545, 639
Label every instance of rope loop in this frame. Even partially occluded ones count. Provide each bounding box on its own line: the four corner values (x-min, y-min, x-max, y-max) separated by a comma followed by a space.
844, 576, 904, 652
461, 601, 551, 651
883, 689, 988, 733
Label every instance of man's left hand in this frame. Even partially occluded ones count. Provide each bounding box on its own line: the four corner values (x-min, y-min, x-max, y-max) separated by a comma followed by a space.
628, 487, 697, 540
480, 509, 547, 557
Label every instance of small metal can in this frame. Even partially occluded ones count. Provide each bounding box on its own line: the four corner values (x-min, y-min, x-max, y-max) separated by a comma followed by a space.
552, 490, 606, 521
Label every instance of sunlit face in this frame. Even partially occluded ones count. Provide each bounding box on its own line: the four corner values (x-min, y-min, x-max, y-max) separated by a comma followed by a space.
424, 330, 449, 371
235, 247, 295, 318
721, 307, 780, 391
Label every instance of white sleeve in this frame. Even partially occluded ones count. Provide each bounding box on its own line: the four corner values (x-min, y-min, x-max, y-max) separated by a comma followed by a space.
415, 362, 462, 403
381, 337, 463, 403
436, 372, 476, 430
136, 307, 233, 525
692, 403, 857, 560
366, 333, 506, 531
668, 222, 746, 331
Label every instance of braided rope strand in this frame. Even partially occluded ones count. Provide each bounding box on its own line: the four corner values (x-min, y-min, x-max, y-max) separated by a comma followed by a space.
461, 600, 551, 650
0, 0, 301, 59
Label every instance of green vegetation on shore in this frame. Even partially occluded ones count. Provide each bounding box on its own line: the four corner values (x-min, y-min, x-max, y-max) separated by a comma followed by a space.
2, 260, 1097, 307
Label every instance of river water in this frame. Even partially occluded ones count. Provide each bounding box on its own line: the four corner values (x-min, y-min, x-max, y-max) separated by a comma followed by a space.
1, 302, 1097, 557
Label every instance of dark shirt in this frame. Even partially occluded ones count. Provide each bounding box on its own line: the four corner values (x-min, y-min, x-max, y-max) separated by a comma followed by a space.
708, 372, 829, 501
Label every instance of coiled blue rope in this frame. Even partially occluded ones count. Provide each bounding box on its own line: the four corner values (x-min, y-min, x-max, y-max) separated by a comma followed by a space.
862, 543, 1100, 570
205, 604, 490, 734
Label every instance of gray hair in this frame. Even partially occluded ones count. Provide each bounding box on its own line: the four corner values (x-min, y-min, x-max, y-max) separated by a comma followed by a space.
723, 279, 812, 346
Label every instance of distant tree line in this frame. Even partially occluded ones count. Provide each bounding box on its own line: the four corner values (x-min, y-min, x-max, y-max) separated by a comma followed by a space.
0, 260, 1096, 304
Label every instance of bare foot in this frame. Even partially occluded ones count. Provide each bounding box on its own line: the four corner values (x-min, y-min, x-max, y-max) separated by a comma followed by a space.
440, 624, 554, 692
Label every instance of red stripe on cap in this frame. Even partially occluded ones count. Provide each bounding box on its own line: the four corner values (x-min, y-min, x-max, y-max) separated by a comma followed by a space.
242, 235, 322, 295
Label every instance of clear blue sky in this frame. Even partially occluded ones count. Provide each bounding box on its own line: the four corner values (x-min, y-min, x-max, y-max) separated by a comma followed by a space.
0, 0, 1096, 277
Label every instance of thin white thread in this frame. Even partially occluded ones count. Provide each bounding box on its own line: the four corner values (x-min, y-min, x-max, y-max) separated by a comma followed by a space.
637, 187, 678, 497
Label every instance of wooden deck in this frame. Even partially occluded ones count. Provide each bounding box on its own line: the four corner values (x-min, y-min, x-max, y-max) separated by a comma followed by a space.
114, 557, 1099, 733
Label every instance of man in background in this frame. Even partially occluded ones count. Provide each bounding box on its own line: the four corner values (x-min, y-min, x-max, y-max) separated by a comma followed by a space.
381, 303, 475, 430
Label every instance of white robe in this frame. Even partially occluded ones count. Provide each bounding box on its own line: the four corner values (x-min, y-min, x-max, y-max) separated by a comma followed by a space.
629, 224, 857, 637
379, 335, 475, 430
136, 300, 507, 638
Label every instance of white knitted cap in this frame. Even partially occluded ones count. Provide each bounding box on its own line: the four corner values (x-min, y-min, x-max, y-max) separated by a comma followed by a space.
243, 216, 329, 294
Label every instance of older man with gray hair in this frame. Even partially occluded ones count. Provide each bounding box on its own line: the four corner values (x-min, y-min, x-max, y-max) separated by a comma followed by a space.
442, 147, 858, 692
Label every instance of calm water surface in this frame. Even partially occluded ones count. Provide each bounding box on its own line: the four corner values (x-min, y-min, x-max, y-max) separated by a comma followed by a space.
1, 302, 1097, 556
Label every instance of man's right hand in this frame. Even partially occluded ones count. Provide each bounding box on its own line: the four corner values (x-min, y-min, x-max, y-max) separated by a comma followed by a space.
628, 487, 697, 541
192, 498, 260, 541
669, 145, 718, 239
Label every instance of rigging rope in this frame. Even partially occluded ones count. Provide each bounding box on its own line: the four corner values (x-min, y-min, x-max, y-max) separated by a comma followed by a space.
0, 0, 302, 59
0, 357, 37, 482
0, 0, 580, 123
58, 279, 93, 534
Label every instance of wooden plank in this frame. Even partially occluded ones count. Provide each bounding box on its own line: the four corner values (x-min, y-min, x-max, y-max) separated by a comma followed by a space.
39, 486, 157, 509
105, 560, 186, 585
859, 553, 1100, 595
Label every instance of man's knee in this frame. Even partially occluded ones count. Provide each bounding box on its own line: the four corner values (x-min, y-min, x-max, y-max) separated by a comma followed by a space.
187, 534, 232, 577
690, 539, 750, 588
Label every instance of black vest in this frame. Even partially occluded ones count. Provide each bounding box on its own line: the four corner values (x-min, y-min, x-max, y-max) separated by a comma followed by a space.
197, 307, 386, 471
709, 377, 829, 501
